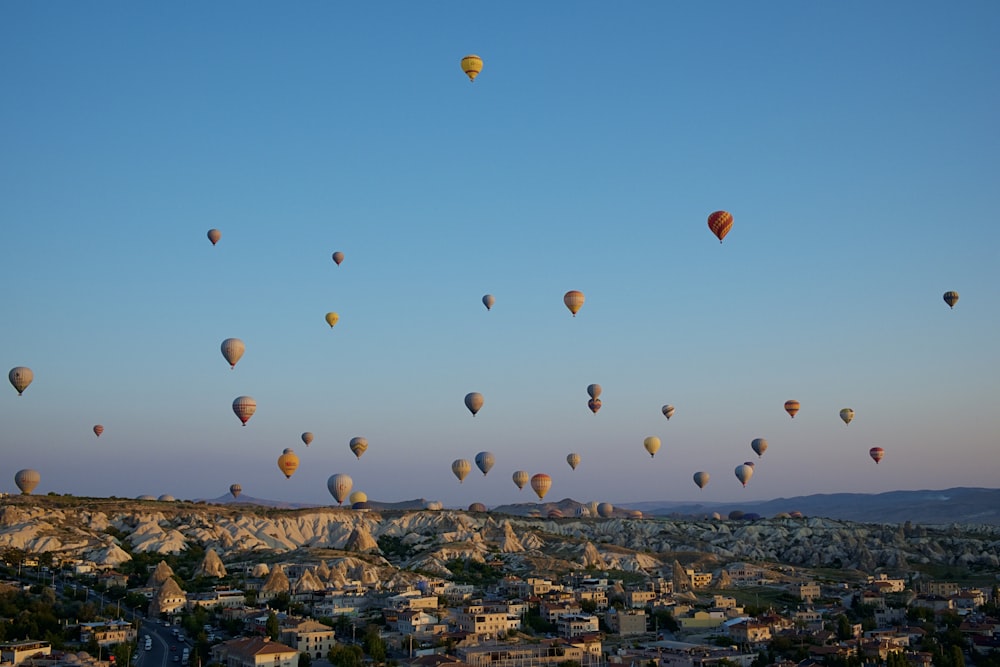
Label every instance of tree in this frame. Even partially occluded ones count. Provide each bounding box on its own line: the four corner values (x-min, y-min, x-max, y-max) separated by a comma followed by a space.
298, 652, 313, 667
329, 644, 363, 667
265, 611, 279, 641
363, 625, 386, 665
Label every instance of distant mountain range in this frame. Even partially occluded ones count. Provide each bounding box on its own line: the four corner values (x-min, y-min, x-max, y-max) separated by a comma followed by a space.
204, 487, 1000, 525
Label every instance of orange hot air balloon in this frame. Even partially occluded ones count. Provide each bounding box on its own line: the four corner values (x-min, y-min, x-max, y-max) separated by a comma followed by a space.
460, 54, 483, 82
332, 251, 345, 266
207, 229, 221, 245
93, 425, 104, 438
530, 473, 551, 500
232, 396, 256, 426
563, 290, 585, 316
707, 211, 733, 243
588, 398, 602, 414
869, 447, 885, 464
278, 448, 299, 478
784, 400, 800, 418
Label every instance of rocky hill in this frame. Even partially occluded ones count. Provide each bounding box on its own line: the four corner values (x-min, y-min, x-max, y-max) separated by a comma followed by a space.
1, 496, 998, 581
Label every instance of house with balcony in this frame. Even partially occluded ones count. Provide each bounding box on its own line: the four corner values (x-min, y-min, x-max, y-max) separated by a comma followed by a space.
211, 637, 299, 667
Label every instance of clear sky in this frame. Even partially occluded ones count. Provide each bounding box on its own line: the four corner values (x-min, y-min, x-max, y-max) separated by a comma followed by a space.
2, 2, 998, 509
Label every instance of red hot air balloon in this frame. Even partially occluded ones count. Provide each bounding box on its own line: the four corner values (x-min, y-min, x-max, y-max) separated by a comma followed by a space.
93, 425, 104, 438
869, 447, 885, 464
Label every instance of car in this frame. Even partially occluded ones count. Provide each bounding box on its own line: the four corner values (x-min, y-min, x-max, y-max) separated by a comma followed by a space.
172, 657, 179, 663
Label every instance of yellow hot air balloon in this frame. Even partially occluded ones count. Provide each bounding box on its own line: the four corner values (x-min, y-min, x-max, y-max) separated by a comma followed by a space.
530, 473, 551, 500
229, 483, 242, 499
839, 408, 855, 425
452, 459, 471, 483
482, 294, 495, 311
943, 291, 959, 309
512, 470, 529, 490
643, 436, 661, 458
349, 490, 368, 504
277, 448, 299, 479
93, 424, 104, 438
693, 471, 710, 489
566, 453, 581, 470
464, 392, 484, 417
325, 312, 339, 328
563, 290, 585, 317
301, 432, 314, 446
784, 399, 800, 418
14, 469, 40, 495
475, 451, 495, 475
232, 396, 256, 426
661, 405, 675, 420
460, 54, 483, 82
751, 438, 768, 457
327, 473, 353, 505
587, 384, 602, 399
349, 436, 368, 460
332, 251, 345, 266
207, 229, 221, 246
8, 367, 33, 396
735, 464, 753, 487
220, 338, 245, 369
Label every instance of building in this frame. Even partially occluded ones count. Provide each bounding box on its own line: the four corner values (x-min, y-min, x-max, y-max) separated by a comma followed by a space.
796, 582, 820, 603
458, 640, 591, 667
187, 589, 247, 610
211, 637, 299, 667
684, 570, 713, 589
1, 641, 52, 666
456, 605, 521, 637
727, 620, 772, 645
604, 609, 646, 636
79, 620, 137, 647
279, 619, 336, 660
556, 614, 599, 638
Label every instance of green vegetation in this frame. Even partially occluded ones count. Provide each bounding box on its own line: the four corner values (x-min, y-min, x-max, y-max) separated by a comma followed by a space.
444, 558, 503, 586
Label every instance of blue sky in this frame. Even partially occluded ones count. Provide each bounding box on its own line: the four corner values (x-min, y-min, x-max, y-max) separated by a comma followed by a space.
2, 2, 998, 509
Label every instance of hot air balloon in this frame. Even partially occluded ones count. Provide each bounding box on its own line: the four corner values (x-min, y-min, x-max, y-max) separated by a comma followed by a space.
425, 500, 443, 511
661, 405, 675, 420
325, 312, 339, 328
751, 438, 768, 457
784, 400, 800, 418
475, 451, 495, 476
743, 461, 756, 469
943, 291, 959, 309
587, 501, 599, 517
643, 436, 661, 458
464, 392, 484, 417
349, 490, 368, 504
512, 470, 529, 490
207, 229, 221, 245
566, 453, 581, 470
707, 211, 733, 243
460, 54, 483, 82
332, 251, 345, 266
530, 473, 551, 500
220, 338, 245, 369
735, 464, 753, 487
349, 436, 368, 460
469, 502, 487, 513
693, 471, 710, 489
839, 408, 854, 425
482, 294, 495, 311
232, 396, 256, 426
8, 367, 33, 396
301, 432, 314, 446
93, 425, 104, 438
563, 290, 585, 316
15, 469, 40, 495
594, 502, 613, 518
587, 384, 602, 399
327, 473, 353, 505
277, 448, 299, 478
588, 398, 602, 414
452, 459, 471, 483
869, 447, 885, 464
229, 484, 242, 499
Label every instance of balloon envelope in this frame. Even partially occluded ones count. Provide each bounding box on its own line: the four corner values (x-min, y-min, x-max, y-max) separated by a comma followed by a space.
588, 398, 602, 414
207, 229, 221, 245
784, 400, 800, 418
232, 396, 256, 426
566, 453, 581, 470
597, 502, 614, 518
332, 251, 345, 266
277, 450, 299, 478
469, 502, 487, 513
15, 469, 40, 495
452, 459, 471, 483
325, 312, 339, 328
8, 367, 33, 396
349, 437, 369, 459
563, 290, 585, 316
512, 470, 529, 490
229, 484, 242, 499
220, 338, 245, 369
839, 408, 855, 425
464, 392, 484, 416
460, 54, 483, 82
327, 473, 353, 505
301, 432, 314, 446
735, 464, 754, 487
474, 451, 495, 475
482, 294, 495, 310
587, 384, 602, 399
530, 473, 551, 500
661, 405, 675, 420
693, 471, 710, 489
707, 210, 733, 243
943, 291, 959, 309
349, 490, 368, 504
869, 447, 885, 464
751, 438, 768, 457
643, 436, 661, 458
93, 425, 104, 438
